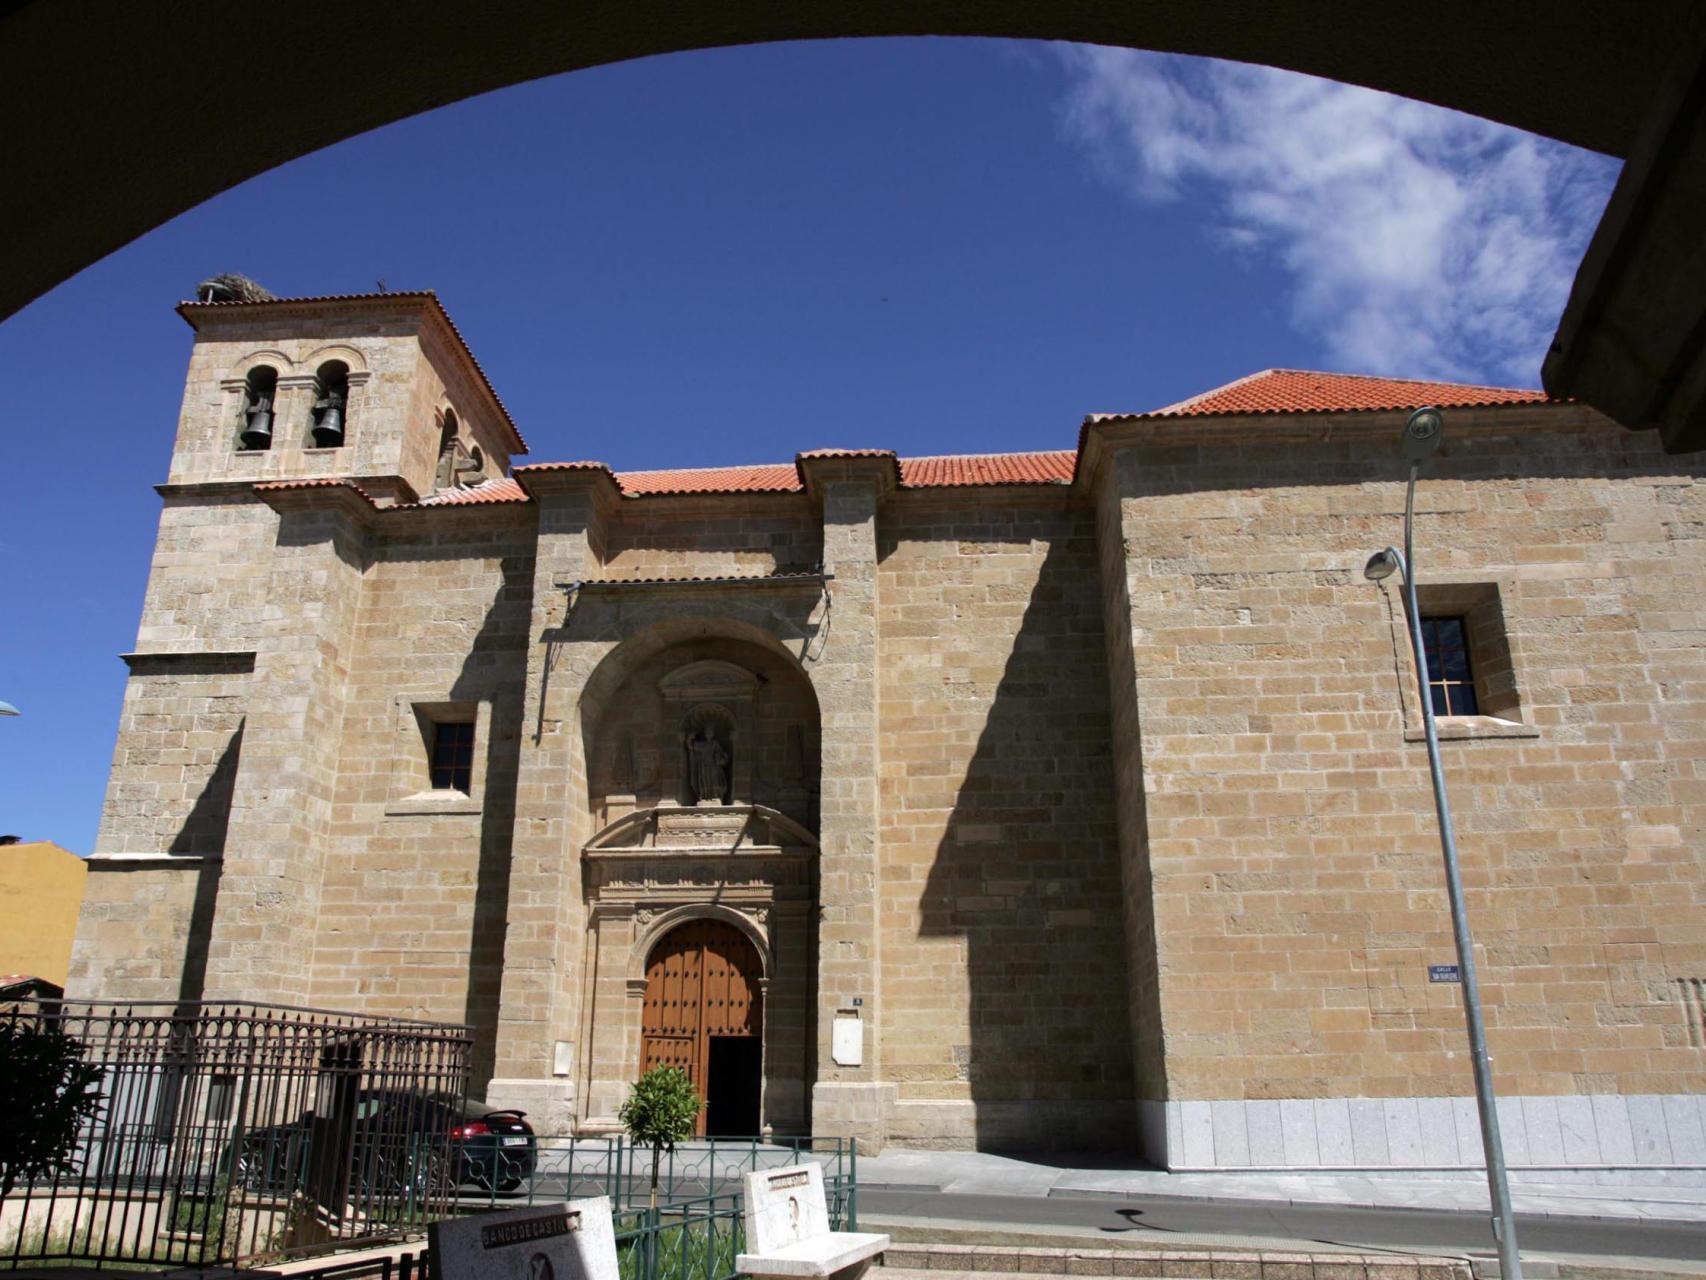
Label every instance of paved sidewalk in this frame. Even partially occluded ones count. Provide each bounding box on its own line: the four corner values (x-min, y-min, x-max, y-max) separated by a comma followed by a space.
856, 1149, 1706, 1225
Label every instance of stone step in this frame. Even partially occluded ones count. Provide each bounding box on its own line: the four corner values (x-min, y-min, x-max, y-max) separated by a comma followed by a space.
876, 1243, 1471, 1280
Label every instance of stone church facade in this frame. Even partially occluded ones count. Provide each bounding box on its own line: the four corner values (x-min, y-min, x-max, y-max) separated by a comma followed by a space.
71, 291, 1706, 1170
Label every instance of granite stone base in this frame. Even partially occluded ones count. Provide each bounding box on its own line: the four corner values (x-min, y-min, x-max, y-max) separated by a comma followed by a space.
1140, 1094, 1706, 1171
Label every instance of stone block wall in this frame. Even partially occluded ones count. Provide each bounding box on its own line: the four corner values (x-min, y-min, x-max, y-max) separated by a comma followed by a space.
804, 463, 888, 1145
94, 656, 249, 857
198, 498, 373, 1007
601, 496, 822, 580
134, 497, 278, 651
1097, 408, 1706, 1167
309, 514, 535, 1082
70, 861, 220, 1002
875, 490, 1134, 1149
1095, 457, 1170, 1135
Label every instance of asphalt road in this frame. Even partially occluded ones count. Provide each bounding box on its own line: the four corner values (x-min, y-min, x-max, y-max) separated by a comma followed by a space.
857, 1188, 1706, 1264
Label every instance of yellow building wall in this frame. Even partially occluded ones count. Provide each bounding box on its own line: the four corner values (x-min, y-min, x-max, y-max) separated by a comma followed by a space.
0, 841, 88, 987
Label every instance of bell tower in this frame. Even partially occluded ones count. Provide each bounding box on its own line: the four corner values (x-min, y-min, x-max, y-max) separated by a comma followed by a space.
71, 286, 527, 1006
169, 288, 524, 503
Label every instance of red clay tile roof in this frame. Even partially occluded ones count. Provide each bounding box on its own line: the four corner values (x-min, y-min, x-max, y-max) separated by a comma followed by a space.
515, 461, 616, 474
617, 464, 800, 496
597, 451, 1075, 497
412, 477, 530, 506
1112, 368, 1556, 420
899, 451, 1075, 487
178, 290, 527, 454
256, 370, 1566, 512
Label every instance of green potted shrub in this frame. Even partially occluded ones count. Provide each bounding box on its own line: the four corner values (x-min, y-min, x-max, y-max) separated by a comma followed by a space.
617, 1066, 702, 1208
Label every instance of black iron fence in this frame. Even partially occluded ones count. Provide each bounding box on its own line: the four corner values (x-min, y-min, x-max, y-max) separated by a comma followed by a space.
1, 998, 472, 1268
0, 996, 858, 1275
449, 1134, 857, 1218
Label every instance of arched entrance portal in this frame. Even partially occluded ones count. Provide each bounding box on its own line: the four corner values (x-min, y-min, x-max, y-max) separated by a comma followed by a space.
641, 920, 764, 1137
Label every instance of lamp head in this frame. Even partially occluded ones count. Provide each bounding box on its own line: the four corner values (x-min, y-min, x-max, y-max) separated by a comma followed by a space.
1363, 549, 1401, 582
1401, 406, 1444, 462
0, 700, 18, 716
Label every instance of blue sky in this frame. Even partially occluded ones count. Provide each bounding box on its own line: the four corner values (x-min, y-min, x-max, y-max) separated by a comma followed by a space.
0, 38, 1618, 854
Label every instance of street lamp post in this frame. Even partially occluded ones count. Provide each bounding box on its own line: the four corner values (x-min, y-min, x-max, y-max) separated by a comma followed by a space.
1364, 407, 1522, 1280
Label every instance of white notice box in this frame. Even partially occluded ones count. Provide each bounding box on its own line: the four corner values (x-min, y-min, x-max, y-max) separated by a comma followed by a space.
831, 1015, 862, 1067
429, 1196, 618, 1280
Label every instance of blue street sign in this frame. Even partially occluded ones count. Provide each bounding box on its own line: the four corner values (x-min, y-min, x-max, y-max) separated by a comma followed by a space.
1428, 964, 1462, 983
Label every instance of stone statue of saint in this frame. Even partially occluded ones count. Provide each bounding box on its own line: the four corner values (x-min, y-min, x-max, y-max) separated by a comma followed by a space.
686, 728, 729, 804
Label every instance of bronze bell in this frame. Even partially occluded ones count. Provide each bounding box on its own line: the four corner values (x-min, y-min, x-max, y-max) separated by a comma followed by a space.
240, 403, 273, 450
311, 393, 345, 447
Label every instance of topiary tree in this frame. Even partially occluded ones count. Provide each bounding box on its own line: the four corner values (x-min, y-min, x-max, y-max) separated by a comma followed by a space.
0, 1017, 104, 1202
617, 1066, 702, 1207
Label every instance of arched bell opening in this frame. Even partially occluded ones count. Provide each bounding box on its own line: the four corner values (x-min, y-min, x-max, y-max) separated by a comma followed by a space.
309, 360, 349, 447
238, 365, 278, 450
640, 918, 765, 1138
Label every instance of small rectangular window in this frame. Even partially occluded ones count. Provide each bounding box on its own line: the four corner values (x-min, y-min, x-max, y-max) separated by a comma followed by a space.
1420, 616, 1479, 716
428, 720, 475, 792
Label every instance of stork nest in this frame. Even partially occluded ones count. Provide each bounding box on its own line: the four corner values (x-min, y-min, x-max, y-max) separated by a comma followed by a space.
194, 273, 277, 304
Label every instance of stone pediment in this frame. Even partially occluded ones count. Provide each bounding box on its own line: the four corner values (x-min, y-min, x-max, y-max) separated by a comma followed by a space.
585, 803, 816, 854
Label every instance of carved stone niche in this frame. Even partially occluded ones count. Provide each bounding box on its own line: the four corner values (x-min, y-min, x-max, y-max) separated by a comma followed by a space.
658, 660, 759, 805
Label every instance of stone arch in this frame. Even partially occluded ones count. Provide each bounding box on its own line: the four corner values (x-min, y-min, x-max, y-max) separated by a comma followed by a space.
229, 348, 294, 379
577, 611, 817, 729
301, 342, 368, 374
631, 903, 773, 979
577, 614, 822, 833
436, 402, 461, 445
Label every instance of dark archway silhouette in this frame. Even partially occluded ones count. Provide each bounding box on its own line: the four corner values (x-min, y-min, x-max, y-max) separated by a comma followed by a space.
4, 7, 1700, 443
0, 7, 1675, 311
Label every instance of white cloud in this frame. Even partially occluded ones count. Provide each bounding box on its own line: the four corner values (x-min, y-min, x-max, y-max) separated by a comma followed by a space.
1057, 46, 1621, 385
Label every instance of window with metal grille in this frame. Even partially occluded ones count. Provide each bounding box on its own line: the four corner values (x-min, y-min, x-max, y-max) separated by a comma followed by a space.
1420, 616, 1479, 715
428, 720, 475, 792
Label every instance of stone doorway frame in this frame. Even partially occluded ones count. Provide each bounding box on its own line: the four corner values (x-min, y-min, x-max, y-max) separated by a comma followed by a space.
575, 805, 816, 1135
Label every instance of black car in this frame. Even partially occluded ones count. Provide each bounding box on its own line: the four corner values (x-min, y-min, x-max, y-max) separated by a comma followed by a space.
229, 1091, 535, 1197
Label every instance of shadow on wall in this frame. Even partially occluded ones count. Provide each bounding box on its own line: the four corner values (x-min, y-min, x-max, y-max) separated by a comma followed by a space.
170, 724, 241, 1003
915, 536, 1138, 1154
448, 554, 532, 1090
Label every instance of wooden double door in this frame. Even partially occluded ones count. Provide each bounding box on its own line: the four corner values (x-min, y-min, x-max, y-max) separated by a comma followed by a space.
640, 919, 763, 1137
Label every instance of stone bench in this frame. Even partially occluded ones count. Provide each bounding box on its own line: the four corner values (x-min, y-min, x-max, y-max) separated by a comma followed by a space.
735, 1161, 889, 1280
429, 1194, 619, 1280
